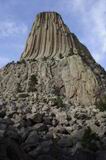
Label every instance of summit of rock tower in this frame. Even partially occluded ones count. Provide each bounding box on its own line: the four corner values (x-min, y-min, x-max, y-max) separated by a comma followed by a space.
21, 11, 78, 60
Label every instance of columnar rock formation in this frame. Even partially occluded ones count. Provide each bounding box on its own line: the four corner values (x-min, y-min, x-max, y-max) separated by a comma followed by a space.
12, 12, 106, 105
21, 12, 78, 60
0, 12, 106, 160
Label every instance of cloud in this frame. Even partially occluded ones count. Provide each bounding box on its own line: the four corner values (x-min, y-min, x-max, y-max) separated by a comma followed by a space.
58, 0, 106, 69
0, 20, 28, 38
0, 56, 10, 68
81, 0, 106, 63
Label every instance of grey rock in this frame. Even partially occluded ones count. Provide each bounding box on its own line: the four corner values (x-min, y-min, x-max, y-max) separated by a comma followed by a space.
25, 130, 39, 144
57, 136, 73, 147
96, 151, 106, 160
72, 150, 95, 160
0, 137, 32, 160
33, 123, 48, 132
28, 113, 44, 124
37, 155, 56, 160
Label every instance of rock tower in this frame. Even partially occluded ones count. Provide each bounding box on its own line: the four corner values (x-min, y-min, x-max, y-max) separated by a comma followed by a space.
0, 12, 106, 160
1, 12, 105, 106
21, 12, 78, 60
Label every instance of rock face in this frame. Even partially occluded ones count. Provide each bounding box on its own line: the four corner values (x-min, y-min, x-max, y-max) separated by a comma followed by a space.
0, 12, 106, 160
21, 12, 77, 60
21, 12, 106, 105
1, 12, 106, 106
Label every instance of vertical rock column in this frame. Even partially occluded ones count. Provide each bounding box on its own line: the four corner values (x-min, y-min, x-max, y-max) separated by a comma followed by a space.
21, 12, 77, 60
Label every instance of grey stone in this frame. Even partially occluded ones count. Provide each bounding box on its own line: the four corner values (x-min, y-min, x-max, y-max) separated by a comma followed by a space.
33, 123, 48, 132
96, 151, 106, 160
57, 136, 73, 147
25, 130, 39, 144
37, 155, 56, 160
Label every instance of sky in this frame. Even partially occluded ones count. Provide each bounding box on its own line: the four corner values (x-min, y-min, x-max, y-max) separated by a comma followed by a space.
0, 0, 106, 70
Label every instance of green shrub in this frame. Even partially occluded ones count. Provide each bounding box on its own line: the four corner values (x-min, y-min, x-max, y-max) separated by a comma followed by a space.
28, 74, 38, 92
42, 56, 48, 61
56, 96, 64, 108
30, 74, 38, 84
96, 96, 106, 111
81, 127, 100, 152
17, 59, 26, 64
53, 96, 65, 108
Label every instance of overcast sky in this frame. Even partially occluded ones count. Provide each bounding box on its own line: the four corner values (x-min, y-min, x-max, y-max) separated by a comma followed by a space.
0, 0, 106, 69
